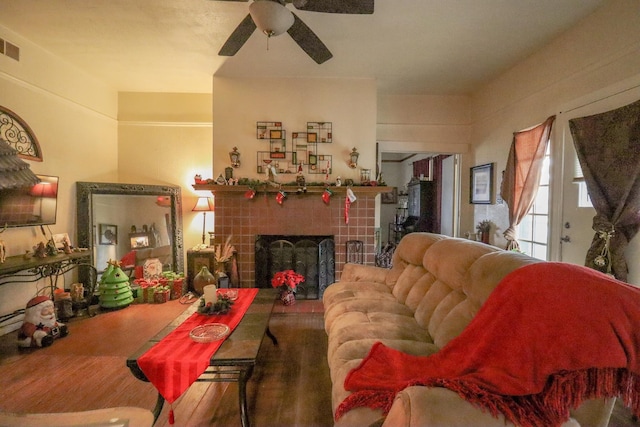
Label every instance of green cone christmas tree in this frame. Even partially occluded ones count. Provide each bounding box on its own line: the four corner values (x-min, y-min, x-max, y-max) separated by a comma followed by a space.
99, 260, 133, 309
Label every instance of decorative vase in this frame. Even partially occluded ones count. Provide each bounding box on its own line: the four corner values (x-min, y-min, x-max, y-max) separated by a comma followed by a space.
280, 290, 296, 306
193, 266, 216, 295
480, 231, 490, 244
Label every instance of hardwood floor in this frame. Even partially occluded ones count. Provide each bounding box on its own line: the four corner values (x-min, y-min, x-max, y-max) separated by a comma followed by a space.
0, 299, 332, 427
0, 298, 638, 426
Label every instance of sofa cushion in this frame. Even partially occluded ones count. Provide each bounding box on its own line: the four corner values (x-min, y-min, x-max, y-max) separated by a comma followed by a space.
328, 318, 432, 360
324, 298, 413, 334
384, 233, 448, 290
323, 280, 393, 310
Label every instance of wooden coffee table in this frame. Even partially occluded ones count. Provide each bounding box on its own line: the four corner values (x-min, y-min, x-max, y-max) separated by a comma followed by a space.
126, 288, 278, 427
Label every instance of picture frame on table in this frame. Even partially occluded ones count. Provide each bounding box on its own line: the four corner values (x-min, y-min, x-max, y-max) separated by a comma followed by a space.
470, 163, 494, 204
52, 233, 71, 249
99, 223, 118, 245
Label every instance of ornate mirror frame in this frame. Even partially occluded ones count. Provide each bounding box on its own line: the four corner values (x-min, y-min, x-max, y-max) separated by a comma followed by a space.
76, 182, 184, 284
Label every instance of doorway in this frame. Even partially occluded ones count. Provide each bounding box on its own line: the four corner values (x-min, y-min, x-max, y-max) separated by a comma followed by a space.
378, 143, 462, 244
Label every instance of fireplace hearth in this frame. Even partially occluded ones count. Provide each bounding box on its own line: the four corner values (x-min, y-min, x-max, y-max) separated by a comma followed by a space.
255, 235, 335, 299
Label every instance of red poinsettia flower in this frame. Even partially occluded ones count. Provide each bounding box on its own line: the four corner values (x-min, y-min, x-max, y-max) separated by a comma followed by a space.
271, 270, 305, 292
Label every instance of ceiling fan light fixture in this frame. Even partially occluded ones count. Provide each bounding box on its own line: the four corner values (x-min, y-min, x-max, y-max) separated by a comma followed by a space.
249, 0, 294, 37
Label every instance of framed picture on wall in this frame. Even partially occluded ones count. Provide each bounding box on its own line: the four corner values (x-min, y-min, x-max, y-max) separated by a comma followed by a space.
381, 187, 398, 204
470, 163, 494, 204
99, 223, 118, 245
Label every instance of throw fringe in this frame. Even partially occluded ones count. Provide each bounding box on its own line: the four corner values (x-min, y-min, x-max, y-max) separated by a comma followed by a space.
336, 368, 640, 426
335, 390, 395, 421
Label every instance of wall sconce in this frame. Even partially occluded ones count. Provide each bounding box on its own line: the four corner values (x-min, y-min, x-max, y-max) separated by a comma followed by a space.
229, 146, 241, 168
192, 197, 214, 245
349, 147, 359, 169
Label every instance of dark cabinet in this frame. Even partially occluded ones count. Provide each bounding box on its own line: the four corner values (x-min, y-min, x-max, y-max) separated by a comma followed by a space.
407, 179, 439, 233
186, 249, 238, 292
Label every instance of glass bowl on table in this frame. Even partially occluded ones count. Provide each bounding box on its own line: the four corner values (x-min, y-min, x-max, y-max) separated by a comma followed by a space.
218, 288, 238, 301
189, 323, 230, 343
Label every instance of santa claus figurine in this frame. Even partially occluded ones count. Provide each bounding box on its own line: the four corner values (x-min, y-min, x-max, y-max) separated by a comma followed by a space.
17, 295, 69, 348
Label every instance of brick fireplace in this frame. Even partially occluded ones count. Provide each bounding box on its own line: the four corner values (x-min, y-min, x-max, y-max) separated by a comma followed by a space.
199, 185, 388, 291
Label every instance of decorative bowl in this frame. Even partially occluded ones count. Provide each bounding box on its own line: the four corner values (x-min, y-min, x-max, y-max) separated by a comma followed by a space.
189, 323, 230, 343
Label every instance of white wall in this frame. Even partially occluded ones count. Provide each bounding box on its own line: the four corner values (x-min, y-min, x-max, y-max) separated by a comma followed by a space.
117, 92, 213, 251
469, 0, 640, 252
212, 77, 377, 184
377, 94, 471, 235
0, 25, 118, 321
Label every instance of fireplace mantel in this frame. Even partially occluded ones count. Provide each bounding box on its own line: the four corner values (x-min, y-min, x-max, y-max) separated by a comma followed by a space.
193, 184, 392, 195
198, 182, 387, 292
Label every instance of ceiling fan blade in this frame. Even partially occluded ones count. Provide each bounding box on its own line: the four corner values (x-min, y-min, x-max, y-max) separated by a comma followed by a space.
218, 13, 257, 56
292, 0, 374, 14
287, 13, 332, 64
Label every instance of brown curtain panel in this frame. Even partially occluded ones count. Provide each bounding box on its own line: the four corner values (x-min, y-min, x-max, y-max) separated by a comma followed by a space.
500, 116, 555, 251
568, 99, 640, 281
431, 154, 450, 233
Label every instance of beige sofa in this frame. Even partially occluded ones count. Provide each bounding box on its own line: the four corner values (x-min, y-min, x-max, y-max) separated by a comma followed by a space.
323, 232, 615, 427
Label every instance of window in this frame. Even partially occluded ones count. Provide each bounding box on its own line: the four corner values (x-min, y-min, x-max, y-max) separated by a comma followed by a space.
574, 155, 594, 208
577, 181, 593, 208
517, 144, 550, 260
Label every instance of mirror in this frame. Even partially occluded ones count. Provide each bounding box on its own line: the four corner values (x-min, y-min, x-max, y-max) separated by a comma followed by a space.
76, 182, 184, 283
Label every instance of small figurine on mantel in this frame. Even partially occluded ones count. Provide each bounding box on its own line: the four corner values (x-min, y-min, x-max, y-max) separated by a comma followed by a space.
17, 295, 69, 348
215, 174, 227, 185
296, 168, 307, 193
46, 238, 58, 256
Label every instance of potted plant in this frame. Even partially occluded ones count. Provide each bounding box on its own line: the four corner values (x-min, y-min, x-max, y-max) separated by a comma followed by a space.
476, 220, 492, 244
271, 270, 305, 306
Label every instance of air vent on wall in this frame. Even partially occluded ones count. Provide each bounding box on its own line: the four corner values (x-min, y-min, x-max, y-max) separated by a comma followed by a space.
0, 38, 20, 61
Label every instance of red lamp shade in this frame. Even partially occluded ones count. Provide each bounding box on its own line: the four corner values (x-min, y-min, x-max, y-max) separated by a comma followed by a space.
30, 181, 58, 198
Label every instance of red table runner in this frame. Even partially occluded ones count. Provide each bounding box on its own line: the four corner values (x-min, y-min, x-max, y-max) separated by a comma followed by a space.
138, 288, 258, 403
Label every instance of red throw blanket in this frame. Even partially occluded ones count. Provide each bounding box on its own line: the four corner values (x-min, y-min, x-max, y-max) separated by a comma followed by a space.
337, 263, 640, 426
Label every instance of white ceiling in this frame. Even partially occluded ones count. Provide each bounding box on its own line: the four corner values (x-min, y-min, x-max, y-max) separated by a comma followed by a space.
0, 0, 604, 95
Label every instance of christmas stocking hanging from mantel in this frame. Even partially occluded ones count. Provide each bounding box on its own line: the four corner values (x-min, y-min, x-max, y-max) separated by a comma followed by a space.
345, 188, 357, 224
322, 188, 333, 204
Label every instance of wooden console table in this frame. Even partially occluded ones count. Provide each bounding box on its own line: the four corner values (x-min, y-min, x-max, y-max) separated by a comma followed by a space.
0, 251, 97, 305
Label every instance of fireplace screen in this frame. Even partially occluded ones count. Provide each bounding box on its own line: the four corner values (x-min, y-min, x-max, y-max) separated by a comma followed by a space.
255, 235, 335, 299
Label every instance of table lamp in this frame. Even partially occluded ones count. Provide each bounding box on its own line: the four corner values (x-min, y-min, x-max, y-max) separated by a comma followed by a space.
192, 197, 214, 245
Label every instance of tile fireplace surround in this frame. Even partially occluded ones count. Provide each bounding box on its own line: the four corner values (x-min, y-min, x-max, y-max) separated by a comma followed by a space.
194, 185, 390, 293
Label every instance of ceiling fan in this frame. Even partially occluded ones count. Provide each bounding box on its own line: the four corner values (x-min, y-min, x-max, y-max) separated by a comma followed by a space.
213, 0, 374, 64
